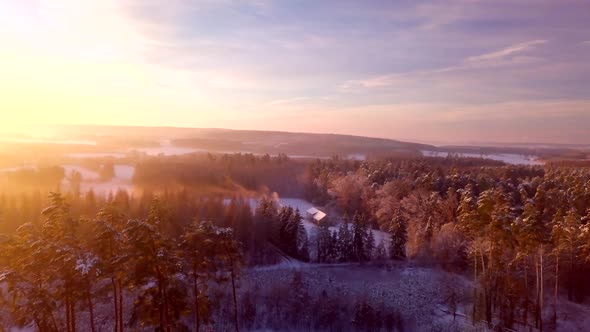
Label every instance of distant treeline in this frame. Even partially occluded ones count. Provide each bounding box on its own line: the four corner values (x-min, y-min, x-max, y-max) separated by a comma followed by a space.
133, 153, 306, 197
0, 166, 64, 191
172, 129, 430, 158
437, 145, 588, 160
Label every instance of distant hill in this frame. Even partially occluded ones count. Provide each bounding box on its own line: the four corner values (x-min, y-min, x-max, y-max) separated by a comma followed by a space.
26, 125, 589, 161
53, 125, 434, 159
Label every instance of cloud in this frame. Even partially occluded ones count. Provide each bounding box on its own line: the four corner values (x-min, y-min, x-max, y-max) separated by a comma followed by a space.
339, 74, 406, 90
342, 40, 549, 92
264, 97, 308, 106
465, 40, 547, 65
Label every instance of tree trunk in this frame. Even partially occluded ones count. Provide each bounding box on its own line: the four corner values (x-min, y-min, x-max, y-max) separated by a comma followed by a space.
523, 260, 529, 325
111, 277, 119, 332
163, 280, 172, 332
118, 279, 124, 332
568, 252, 574, 301
33, 316, 41, 332
472, 254, 478, 321
554, 252, 559, 325
71, 298, 77, 332
50, 309, 59, 332
486, 245, 493, 325
231, 266, 240, 332
86, 283, 97, 332
66, 294, 71, 332
539, 252, 545, 332
535, 258, 540, 329
194, 273, 200, 332
157, 273, 166, 332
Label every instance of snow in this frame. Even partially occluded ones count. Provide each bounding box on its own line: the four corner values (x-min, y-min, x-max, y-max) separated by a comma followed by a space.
75, 254, 97, 276
60, 164, 136, 195
421, 150, 543, 165
276, 198, 315, 212
9, 327, 34, 332
242, 263, 477, 331
312, 211, 327, 222
307, 207, 319, 215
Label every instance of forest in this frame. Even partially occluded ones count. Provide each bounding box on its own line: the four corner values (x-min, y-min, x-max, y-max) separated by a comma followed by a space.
0, 153, 590, 331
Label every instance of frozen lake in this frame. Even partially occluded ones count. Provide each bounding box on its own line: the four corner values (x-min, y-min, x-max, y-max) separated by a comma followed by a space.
421, 150, 542, 165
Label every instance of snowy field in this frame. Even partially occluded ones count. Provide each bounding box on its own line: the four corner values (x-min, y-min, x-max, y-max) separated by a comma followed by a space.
4, 261, 589, 331
421, 150, 543, 165
241, 263, 476, 331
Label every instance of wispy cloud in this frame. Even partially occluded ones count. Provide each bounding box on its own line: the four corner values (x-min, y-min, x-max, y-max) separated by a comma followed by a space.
464, 39, 547, 66
264, 97, 308, 106
342, 40, 549, 91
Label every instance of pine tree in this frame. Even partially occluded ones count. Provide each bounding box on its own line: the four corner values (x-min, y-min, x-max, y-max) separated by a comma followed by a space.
389, 208, 407, 260
93, 202, 127, 332
352, 212, 366, 262
0, 222, 59, 331
214, 226, 242, 332
125, 198, 187, 332
337, 218, 353, 262
41, 192, 83, 332
179, 221, 221, 331
364, 228, 375, 261
316, 225, 332, 263
374, 242, 387, 262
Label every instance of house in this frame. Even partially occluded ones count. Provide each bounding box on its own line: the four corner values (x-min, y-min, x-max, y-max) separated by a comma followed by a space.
306, 207, 328, 225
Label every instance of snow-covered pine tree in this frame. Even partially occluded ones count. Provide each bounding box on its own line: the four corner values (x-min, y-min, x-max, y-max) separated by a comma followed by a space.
389, 208, 407, 260
352, 212, 366, 262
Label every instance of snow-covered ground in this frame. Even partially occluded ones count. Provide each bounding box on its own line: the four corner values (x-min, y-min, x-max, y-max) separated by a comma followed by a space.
277, 197, 315, 212
241, 263, 476, 331
421, 150, 543, 165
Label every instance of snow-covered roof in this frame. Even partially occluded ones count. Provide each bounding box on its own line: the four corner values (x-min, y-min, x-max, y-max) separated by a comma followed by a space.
306, 207, 319, 215
307, 207, 327, 222
313, 211, 327, 221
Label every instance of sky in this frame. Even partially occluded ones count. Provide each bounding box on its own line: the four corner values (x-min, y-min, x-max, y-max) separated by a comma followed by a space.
1, 0, 589, 145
